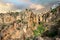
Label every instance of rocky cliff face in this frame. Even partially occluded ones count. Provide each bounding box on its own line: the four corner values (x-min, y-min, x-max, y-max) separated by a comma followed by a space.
0, 6, 60, 40
0, 9, 38, 40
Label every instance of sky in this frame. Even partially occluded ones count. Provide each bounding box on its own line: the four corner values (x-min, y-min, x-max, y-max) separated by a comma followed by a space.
0, 0, 60, 13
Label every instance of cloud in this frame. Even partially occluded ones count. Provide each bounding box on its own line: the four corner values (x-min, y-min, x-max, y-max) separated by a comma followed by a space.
22, 0, 30, 2
18, 0, 45, 10
0, 3, 14, 13
18, 0, 30, 2
29, 3, 44, 10
0, 3, 21, 13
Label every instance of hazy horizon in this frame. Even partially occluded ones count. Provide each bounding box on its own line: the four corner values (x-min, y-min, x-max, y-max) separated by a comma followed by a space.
0, 0, 60, 13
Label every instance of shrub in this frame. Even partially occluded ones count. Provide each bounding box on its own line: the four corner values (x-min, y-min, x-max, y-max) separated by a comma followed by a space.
33, 22, 46, 36
51, 8, 57, 14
